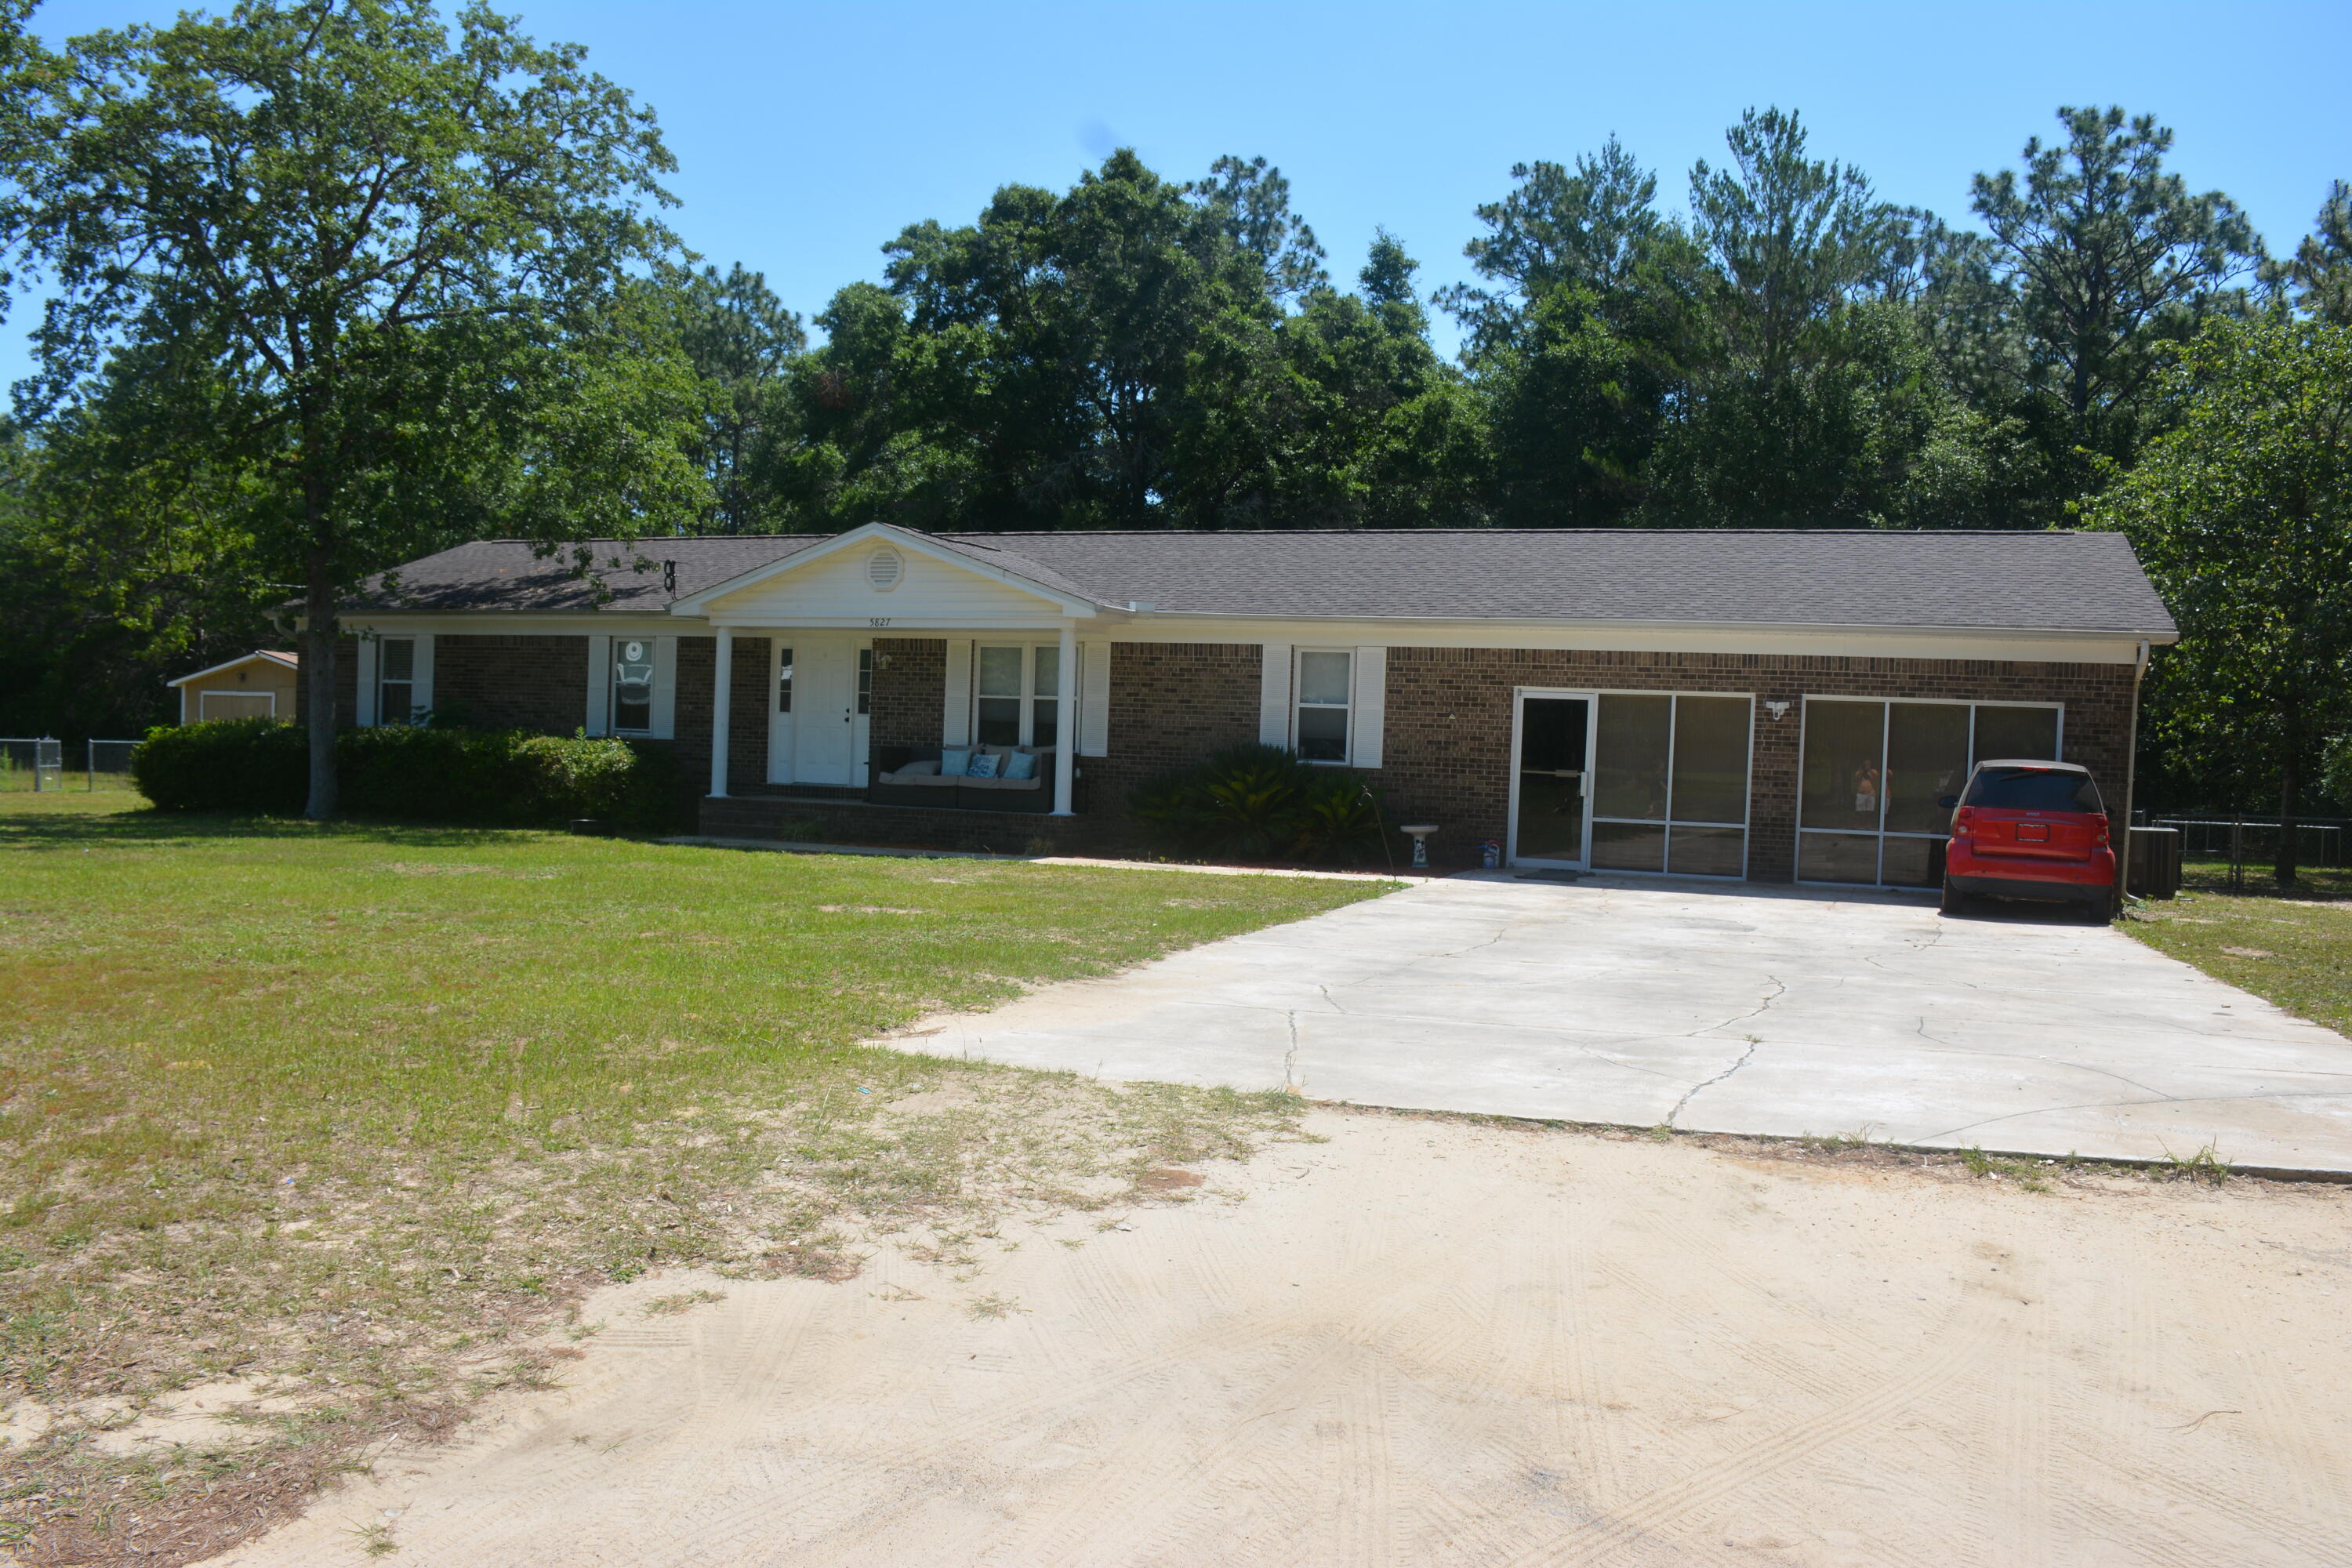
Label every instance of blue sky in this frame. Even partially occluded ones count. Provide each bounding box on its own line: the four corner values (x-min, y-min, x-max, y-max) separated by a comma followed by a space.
15, 0, 2351, 371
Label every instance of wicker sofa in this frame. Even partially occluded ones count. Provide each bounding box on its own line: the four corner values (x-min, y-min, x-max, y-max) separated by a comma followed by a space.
870, 744, 1058, 814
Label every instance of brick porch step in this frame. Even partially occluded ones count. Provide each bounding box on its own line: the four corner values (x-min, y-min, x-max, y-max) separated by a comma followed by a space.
698, 794, 1114, 857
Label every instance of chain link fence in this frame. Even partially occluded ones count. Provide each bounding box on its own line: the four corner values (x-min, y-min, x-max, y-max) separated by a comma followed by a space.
1, 738, 62, 791
87, 739, 141, 791
2, 738, 143, 793
2140, 811, 2351, 891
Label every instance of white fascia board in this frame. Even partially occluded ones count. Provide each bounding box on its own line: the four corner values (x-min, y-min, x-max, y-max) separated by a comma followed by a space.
343, 613, 685, 637
167, 651, 300, 688
702, 615, 1078, 632
668, 522, 1107, 619
1086, 614, 2161, 665
335, 608, 2160, 664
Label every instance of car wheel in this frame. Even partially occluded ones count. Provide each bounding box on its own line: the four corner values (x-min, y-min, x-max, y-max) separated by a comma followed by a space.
2082, 891, 2114, 924
1940, 877, 1970, 916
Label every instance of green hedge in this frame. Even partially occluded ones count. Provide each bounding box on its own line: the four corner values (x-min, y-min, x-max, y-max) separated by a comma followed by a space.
1129, 742, 1387, 866
132, 719, 681, 828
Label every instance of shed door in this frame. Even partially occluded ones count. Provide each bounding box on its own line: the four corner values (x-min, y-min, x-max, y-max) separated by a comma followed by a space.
199, 691, 276, 720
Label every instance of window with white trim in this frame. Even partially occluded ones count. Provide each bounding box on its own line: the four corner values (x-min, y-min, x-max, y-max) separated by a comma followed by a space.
612, 638, 655, 734
1293, 649, 1352, 763
378, 638, 416, 726
974, 644, 1061, 747
857, 648, 874, 716
775, 646, 793, 713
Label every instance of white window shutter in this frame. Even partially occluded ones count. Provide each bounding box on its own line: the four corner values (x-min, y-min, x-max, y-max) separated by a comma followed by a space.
1079, 639, 1111, 757
355, 637, 379, 728
943, 639, 972, 745
1258, 643, 1292, 748
584, 635, 610, 735
1350, 647, 1385, 768
650, 634, 679, 739
411, 634, 435, 718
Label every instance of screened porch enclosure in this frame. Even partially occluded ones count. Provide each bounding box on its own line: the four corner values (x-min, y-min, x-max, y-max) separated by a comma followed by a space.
1798, 698, 2062, 887
1511, 690, 1755, 877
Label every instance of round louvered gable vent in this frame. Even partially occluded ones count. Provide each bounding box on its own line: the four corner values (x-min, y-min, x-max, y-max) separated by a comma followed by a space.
867, 547, 903, 591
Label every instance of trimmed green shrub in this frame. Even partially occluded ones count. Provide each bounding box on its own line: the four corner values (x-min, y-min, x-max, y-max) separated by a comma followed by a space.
133, 718, 309, 815
510, 731, 679, 826
1130, 742, 1386, 865
131, 720, 681, 828
338, 724, 529, 821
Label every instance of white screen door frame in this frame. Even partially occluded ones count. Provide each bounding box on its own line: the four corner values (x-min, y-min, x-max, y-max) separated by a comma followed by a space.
1508, 688, 1598, 869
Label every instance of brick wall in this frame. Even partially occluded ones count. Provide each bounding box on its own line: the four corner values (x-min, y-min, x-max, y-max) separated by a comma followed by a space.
870, 638, 947, 763
1084, 642, 1264, 812
289, 635, 359, 728
701, 793, 1121, 856
673, 635, 772, 796
1373, 648, 2137, 880
434, 634, 587, 732
459, 629, 2140, 881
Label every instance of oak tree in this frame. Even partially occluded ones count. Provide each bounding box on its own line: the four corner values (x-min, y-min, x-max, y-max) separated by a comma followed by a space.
2, 0, 704, 815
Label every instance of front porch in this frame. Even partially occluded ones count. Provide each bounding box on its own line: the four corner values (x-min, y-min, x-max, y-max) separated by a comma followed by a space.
699, 789, 1121, 856
683, 538, 1099, 820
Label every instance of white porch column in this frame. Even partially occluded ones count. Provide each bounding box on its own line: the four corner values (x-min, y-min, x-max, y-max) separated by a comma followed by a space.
710, 628, 733, 799
1051, 622, 1077, 817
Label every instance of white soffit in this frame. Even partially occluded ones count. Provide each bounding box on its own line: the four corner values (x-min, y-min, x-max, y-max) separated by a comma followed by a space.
673, 523, 1098, 621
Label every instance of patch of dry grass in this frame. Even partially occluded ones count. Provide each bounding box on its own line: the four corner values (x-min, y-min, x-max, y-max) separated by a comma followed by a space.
2125, 870, 2352, 1036
0, 797, 1381, 1563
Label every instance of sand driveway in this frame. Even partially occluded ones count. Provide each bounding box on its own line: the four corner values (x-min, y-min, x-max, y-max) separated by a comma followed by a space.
205, 1111, 2352, 1567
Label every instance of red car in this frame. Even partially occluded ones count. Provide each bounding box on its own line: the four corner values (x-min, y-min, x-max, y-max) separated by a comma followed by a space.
1940, 759, 2118, 921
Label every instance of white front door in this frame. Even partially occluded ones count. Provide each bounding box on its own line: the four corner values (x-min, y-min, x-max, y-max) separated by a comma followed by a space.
793, 637, 856, 785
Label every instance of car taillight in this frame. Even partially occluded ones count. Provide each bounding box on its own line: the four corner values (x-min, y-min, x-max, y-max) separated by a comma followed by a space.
2093, 818, 2110, 847
1951, 807, 1974, 838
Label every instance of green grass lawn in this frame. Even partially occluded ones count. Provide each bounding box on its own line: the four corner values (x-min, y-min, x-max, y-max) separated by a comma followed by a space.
2125, 860, 2352, 1036
0, 795, 1388, 1563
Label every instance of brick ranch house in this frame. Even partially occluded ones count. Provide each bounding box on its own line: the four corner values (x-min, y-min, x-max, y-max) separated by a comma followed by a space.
312, 523, 2178, 882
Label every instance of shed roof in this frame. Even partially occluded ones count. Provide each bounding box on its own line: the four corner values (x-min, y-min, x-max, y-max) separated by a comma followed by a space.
349, 528, 2176, 637
167, 650, 300, 688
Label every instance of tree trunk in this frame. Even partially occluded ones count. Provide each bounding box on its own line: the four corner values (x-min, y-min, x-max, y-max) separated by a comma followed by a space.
2275, 690, 2301, 887
303, 495, 339, 819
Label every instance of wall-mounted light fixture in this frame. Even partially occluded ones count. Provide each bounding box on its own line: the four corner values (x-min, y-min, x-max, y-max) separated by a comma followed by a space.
1765, 700, 1791, 721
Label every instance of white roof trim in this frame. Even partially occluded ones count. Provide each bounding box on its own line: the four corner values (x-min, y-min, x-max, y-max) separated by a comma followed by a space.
1105, 610, 2179, 644
167, 651, 299, 688
665, 522, 1105, 618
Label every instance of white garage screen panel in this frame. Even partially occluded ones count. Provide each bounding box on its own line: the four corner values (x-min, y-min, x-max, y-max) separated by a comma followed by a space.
1798, 698, 2062, 887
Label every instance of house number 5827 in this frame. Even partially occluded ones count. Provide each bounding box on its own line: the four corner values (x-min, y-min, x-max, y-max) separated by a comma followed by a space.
869, 616, 891, 628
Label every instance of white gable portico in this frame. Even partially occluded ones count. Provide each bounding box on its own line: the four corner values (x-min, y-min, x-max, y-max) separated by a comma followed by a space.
669, 524, 1113, 813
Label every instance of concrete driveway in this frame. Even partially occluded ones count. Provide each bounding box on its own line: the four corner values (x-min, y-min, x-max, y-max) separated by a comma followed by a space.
890, 873, 2352, 1175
